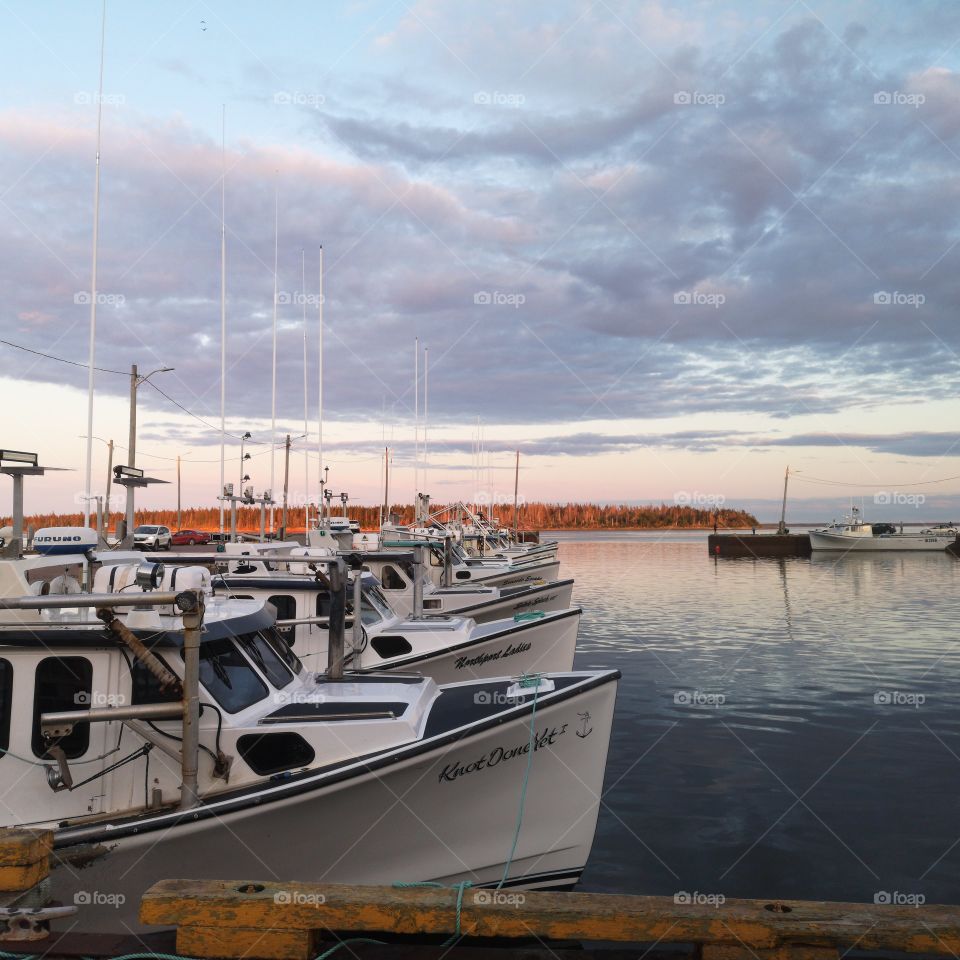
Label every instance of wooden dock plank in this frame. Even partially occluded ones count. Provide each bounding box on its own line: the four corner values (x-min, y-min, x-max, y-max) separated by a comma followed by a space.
139, 881, 960, 955
0, 829, 53, 867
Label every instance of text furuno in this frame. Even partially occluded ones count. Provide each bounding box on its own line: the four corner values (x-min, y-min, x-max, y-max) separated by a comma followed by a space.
438, 724, 568, 783
454, 641, 532, 670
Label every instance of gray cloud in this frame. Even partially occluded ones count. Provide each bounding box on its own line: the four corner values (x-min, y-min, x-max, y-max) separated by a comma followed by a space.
1, 5, 959, 447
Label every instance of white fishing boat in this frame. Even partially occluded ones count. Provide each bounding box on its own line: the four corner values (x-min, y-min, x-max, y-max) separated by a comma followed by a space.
147, 548, 580, 683
809, 508, 955, 552
378, 531, 562, 587
0, 548, 618, 934
360, 551, 574, 622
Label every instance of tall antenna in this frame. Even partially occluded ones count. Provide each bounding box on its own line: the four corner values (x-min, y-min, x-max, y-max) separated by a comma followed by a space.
218, 105, 227, 536
83, 0, 107, 528
317, 245, 323, 511
413, 337, 419, 500
423, 345, 429, 496
270, 177, 278, 532
301, 248, 309, 528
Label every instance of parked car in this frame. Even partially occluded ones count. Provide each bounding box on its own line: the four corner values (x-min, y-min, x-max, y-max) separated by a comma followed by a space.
170, 529, 211, 546
133, 525, 172, 550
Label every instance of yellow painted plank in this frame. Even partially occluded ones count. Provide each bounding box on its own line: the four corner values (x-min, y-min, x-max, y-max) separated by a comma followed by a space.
0, 860, 49, 893
177, 924, 316, 960
139, 881, 960, 954
0, 829, 53, 867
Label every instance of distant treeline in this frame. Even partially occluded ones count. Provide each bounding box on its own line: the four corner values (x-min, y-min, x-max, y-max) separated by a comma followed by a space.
7, 501, 757, 532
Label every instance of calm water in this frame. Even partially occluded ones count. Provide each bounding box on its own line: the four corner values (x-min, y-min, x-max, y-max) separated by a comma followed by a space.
562, 531, 960, 904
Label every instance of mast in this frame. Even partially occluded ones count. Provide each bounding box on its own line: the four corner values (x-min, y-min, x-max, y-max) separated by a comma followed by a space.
423, 345, 428, 499
414, 336, 419, 503
83, 0, 107, 529
778, 465, 790, 535
317, 246, 324, 518
380, 447, 390, 527
513, 449, 520, 535
270, 178, 278, 532
218, 105, 227, 536
301, 248, 309, 529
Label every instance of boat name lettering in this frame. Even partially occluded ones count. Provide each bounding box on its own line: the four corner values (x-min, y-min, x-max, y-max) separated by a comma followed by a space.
454, 641, 531, 670
438, 723, 568, 783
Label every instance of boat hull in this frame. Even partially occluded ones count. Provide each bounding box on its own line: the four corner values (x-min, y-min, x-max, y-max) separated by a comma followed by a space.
809, 531, 952, 552
395, 578, 575, 622
370, 608, 581, 684
465, 560, 562, 587
455, 579, 575, 624
47, 673, 618, 933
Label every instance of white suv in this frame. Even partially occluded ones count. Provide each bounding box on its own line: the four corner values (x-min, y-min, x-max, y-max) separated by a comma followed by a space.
133, 525, 172, 550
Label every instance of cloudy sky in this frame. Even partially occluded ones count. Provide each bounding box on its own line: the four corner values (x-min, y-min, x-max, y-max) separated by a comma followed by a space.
2, 0, 959, 521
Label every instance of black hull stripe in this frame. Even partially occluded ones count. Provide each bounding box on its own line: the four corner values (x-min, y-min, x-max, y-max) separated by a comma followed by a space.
53, 669, 619, 849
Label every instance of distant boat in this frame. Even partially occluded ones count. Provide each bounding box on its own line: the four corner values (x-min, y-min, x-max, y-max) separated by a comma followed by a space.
809, 507, 955, 552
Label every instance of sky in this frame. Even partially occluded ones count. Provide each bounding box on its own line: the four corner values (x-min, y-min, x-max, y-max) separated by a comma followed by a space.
1, 0, 959, 522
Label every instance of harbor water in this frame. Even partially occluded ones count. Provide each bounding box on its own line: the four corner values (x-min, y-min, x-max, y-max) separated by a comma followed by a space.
565, 530, 960, 904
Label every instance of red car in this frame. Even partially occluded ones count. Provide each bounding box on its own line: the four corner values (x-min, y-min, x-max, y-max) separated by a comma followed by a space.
170, 529, 211, 546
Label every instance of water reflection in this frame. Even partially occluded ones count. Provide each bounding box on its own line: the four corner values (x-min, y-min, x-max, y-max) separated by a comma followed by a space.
562, 533, 960, 904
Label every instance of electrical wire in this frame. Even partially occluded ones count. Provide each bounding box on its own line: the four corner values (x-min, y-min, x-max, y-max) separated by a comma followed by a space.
143, 380, 245, 441
795, 473, 960, 488
0, 338, 127, 375
1, 336, 242, 443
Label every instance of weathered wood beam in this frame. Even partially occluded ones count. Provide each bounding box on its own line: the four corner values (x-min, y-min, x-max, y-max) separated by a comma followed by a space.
139, 880, 960, 960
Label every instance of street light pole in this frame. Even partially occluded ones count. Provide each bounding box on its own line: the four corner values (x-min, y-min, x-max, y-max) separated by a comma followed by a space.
125, 363, 138, 539
104, 437, 113, 541
120, 364, 174, 545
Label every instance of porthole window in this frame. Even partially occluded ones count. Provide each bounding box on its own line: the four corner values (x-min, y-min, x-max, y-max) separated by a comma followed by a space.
237, 733, 315, 775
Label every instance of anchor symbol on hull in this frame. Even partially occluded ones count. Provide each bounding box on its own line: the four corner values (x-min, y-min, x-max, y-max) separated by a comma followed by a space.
576, 711, 593, 738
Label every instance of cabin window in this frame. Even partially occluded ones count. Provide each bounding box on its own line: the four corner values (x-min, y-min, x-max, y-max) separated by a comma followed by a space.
130, 654, 180, 705
315, 591, 332, 619
32, 657, 93, 759
261, 629, 303, 676
235, 632, 294, 690
269, 594, 298, 645
358, 595, 385, 627
370, 635, 414, 659
0, 659, 11, 755
237, 733, 315, 776
456, 571, 472, 580
380, 565, 406, 590
184, 638, 267, 714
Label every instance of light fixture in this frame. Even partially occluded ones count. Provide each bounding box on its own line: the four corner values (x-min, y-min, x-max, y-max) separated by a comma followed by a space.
0, 449, 38, 467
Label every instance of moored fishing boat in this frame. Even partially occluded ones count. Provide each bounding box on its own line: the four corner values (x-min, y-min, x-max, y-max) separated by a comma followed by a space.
810, 508, 955, 552
0, 548, 617, 934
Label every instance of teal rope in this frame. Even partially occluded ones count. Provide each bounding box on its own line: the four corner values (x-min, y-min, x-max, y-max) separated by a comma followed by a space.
15, 678, 548, 960
392, 879, 472, 945
497, 674, 542, 889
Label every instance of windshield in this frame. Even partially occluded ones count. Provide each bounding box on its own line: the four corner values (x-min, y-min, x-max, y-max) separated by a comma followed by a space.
236, 631, 295, 689
363, 584, 393, 621
185, 638, 267, 713
135, 526, 159, 534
